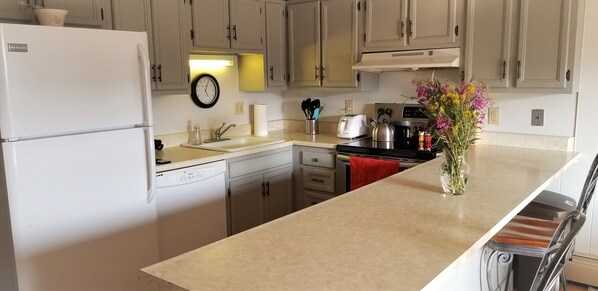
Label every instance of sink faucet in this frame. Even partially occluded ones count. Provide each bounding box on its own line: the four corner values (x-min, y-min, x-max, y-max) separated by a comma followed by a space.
215, 122, 236, 140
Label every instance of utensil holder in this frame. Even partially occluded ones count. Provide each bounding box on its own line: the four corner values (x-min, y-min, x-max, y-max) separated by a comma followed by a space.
305, 119, 319, 135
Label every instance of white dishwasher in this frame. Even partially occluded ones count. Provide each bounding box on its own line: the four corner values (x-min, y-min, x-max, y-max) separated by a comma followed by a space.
155, 160, 227, 260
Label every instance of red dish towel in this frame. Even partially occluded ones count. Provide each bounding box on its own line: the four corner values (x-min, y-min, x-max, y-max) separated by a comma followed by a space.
350, 156, 401, 191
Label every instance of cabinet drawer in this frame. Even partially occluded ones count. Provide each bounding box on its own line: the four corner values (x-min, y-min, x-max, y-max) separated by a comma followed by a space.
302, 167, 335, 193
304, 190, 334, 208
302, 151, 335, 168
229, 148, 292, 179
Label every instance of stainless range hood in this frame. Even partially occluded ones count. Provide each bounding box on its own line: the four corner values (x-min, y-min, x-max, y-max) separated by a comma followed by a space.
352, 48, 460, 73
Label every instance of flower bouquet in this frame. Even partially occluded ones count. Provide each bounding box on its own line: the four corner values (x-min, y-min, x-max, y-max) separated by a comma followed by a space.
412, 78, 491, 195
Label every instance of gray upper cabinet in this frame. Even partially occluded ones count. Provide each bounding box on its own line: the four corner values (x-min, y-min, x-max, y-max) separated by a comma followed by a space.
288, 0, 364, 88
465, 0, 583, 92
363, 0, 461, 52
265, 0, 286, 88
287, 1, 321, 87
0, 1, 34, 23
464, 0, 515, 88
517, 0, 571, 89
191, 0, 263, 52
43, 0, 112, 29
112, 0, 190, 92
0, 0, 112, 29
363, 0, 407, 50
321, 0, 359, 87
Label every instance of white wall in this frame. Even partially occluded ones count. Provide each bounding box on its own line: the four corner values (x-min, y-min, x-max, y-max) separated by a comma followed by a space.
560, 2, 598, 256
152, 55, 284, 135
283, 71, 577, 137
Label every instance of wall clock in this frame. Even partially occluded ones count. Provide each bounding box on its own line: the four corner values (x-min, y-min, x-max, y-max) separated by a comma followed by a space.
190, 74, 220, 108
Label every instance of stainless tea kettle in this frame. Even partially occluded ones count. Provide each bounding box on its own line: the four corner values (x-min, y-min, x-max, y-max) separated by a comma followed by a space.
372, 108, 395, 142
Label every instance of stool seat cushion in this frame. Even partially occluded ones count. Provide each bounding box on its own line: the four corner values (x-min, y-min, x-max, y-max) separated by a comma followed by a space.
491, 215, 559, 250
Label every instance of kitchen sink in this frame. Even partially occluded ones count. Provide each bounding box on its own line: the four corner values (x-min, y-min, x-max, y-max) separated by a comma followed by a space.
182, 136, 286, 152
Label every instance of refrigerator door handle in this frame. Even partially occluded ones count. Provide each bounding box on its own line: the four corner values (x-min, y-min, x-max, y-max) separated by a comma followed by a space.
137, 43, 157, 203
136, 43, 154, 126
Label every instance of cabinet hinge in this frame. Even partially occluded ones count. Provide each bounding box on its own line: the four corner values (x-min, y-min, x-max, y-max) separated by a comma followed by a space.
357, 1, 361, 11
100, 8, 104, 20
566, 69, 571, 81
260, 7, 262, 14
190, 30, 194, 40
460, 71, 465, 82
454, 26, 459, 36
356, 72, 361, 82
287, 73, 290, 81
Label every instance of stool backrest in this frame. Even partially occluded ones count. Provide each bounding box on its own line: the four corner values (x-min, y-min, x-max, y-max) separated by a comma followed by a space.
530, 210, 585, 291
578, 153, 598, 214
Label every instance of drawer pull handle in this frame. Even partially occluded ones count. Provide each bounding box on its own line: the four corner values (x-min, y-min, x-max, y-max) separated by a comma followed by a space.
312, 158, 319, 163
311, 178, 325, 183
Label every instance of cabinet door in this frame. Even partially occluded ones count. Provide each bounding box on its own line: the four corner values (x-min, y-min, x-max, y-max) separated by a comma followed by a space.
464, 0, 515, 88
0, 1, 34, 23
321, 0, 358, 88
229, 174, 264, 235
363, 0, 407, 51
42, 0, 112, 29
264, 167, 293, 222
287, 1, 321, 87
230, 0, 263, 50
516, 0, 571, 89
265, 1, 286, 88
408, 0, 459, 47
151, 0, 190, 91
112, 0, 155, 89
192, 0, 230, 49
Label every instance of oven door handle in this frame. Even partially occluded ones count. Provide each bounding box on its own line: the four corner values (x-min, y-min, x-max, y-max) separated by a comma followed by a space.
336, 153, 424, 169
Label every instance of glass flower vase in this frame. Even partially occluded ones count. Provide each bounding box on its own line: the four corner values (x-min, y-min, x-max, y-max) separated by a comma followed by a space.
440, 154, 470, 195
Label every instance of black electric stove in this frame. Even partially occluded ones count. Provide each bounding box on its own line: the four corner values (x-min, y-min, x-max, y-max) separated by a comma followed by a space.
336, 103, 437, 162
336, 138, 437, 161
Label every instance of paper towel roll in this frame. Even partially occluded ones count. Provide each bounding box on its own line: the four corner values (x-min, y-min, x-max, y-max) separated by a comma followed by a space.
253, 104, 268, 136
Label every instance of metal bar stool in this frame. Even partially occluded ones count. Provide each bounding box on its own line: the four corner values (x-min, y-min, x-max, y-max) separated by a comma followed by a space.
485, 153, 598, 290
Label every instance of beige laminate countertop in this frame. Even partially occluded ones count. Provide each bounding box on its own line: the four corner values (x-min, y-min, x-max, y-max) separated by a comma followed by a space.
155, 131, 355, 172
142, 145, 579, 290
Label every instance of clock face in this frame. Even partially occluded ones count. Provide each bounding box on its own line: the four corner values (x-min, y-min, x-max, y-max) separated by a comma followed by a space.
190, 74, 220, 108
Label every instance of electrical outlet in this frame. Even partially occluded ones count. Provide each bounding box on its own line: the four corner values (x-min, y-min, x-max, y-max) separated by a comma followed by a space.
488, 107, 500, 125
531, 109, 544, 126
235, 102, 244, 115
345, 99, 353, 114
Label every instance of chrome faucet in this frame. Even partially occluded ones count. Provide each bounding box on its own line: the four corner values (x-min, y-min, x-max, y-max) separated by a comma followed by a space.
215, 122, 236, 140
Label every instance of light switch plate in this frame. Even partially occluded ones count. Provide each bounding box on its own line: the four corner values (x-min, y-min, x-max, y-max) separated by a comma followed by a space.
488, 107, 500, 125
345, 99, 353, 115
235, 102, 244, 115
531, 109, 544, 126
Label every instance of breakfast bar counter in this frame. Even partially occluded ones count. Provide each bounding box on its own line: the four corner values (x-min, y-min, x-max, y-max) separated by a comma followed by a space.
141, 145, 578, 290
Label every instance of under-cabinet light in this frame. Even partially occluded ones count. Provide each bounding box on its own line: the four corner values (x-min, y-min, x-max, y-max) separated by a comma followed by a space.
189, 59, 234, 69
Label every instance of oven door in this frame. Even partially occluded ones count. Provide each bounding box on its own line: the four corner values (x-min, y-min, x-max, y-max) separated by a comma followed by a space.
335, 153, 425, 194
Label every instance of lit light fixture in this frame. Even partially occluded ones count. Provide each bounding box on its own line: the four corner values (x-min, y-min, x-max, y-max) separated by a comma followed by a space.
189, 55, 234, 69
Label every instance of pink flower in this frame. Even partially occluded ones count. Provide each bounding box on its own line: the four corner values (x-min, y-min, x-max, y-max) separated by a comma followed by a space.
436, 116, 451, 133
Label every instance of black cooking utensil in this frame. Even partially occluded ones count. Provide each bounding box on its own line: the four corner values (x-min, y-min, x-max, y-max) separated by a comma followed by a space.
301, 100, 309, 118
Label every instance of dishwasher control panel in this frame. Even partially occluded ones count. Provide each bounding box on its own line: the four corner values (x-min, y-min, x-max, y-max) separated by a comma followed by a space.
156, 161, 226, 188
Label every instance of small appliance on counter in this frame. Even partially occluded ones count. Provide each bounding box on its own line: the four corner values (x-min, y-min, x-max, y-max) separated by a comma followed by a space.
337, 114, 368, 139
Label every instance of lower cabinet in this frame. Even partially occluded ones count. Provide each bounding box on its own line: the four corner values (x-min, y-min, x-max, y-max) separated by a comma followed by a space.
227, 147, 293, 235
293, 145, 338, 210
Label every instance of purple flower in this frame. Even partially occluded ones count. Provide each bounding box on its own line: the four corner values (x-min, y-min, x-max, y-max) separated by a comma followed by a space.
436, 116, 451, 133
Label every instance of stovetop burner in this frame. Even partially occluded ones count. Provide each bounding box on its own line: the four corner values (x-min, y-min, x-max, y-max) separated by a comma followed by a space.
336, 138, 437, 161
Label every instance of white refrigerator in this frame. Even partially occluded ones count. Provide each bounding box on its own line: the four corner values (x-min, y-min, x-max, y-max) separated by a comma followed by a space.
0, 24, 158, 291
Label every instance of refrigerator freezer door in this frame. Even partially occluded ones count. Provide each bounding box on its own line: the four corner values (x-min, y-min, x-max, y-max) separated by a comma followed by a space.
1, 128, 158, 291
0, 24, 153, 140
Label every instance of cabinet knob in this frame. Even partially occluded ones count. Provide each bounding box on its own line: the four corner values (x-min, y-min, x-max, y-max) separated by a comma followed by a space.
312, 158, 319, 163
